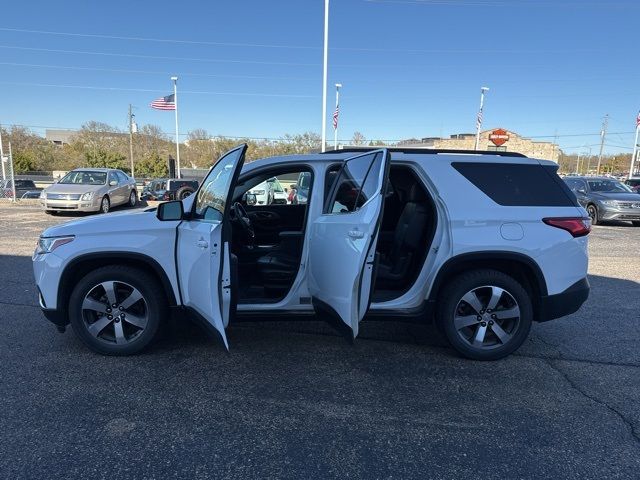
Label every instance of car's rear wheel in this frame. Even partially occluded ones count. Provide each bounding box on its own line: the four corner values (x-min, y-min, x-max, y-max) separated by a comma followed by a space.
100, 196, 110, 214
587, 204, 599, 225
436, 269, 533, 361
129, 190, 137, 207
69, 266, 167, 355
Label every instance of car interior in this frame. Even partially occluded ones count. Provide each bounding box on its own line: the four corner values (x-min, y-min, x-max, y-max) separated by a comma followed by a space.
228, 163, 436, 306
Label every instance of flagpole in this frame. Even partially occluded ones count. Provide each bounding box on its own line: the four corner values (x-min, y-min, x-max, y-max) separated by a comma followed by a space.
321, 0, 329, 153
171, 76, 181, 179
0, 122, 5, 180
334, 83, 341, 150
474, 86, 489, 151
630, 123, 639, 180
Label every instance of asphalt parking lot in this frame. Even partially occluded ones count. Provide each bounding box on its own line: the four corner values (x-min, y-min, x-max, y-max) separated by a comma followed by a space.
1, 204, 639, 479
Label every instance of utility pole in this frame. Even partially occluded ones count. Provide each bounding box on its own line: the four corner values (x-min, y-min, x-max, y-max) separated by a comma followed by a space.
128, 104, 135, 178
596, 114, 608, 175
630, 115, 639, 179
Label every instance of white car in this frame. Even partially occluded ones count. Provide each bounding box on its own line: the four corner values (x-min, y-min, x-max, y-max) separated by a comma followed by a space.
33, 145, 590, 360
248, 177, 288, 205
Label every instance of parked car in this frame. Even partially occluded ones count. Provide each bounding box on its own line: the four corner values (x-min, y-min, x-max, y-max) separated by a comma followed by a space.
0, 179, 42, 199
34, 145, 590, 361
564, 176, 640, 226
625, 177, 640, 193
248, 177, 288, 205
140, 178, 198, 201
290, 171, 311, 205
40, 168, 137, 214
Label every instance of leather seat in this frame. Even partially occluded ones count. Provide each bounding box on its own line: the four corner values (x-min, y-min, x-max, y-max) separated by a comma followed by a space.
376, 183, 429, 287
257, 251, 299, 289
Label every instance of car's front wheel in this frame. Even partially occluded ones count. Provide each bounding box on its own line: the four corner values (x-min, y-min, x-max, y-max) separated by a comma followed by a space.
100, 196, 110, 214
437, 269, 533, 361
587, 204, 599, 225
69, 265, 167, 355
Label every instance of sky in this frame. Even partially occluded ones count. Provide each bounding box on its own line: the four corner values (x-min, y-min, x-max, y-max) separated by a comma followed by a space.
1, 0, 639, 154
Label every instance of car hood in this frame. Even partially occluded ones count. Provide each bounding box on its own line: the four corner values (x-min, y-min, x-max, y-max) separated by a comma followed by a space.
42, 208, 160, 238
46, 183, 106, 194
591, 192, 640, 201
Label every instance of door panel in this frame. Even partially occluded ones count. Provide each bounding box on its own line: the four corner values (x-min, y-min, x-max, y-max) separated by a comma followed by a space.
176, 144, 247, 348
307, 150, 390, 338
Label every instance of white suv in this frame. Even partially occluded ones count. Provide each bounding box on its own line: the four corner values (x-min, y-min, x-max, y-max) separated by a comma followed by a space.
33, 146, 591, 360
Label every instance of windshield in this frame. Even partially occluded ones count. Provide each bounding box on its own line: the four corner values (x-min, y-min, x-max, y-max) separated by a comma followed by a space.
59, 171, 107, 185
587, 179, 632, 193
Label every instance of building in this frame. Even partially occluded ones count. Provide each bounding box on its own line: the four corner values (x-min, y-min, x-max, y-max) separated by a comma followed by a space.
399, 128, 560, 162
45, 129, 75, 146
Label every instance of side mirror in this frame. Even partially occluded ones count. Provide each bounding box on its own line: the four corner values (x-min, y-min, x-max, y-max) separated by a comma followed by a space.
577, 188, 587, 195
109, 180, 118, 186
245, 193, 257, 205
157, 200, 184, 221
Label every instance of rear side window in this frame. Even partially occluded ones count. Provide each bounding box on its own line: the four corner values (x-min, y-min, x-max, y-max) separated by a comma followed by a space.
452, 162, 578, 207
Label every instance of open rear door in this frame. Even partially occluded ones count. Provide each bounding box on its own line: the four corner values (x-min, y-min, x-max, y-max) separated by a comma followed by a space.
177, 144, 247, 349
308, 149, 391, 339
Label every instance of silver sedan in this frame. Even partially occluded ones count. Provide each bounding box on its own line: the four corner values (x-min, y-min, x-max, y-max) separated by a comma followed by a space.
41, 168, 137, 214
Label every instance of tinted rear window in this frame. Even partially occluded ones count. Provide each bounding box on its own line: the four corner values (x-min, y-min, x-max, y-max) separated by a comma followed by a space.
452, 162, 577, 207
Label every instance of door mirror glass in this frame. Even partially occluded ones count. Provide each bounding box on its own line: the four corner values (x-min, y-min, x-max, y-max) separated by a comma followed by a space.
157, 200, 184, 221
577, 187, 587, 194
109, 180, 118, 186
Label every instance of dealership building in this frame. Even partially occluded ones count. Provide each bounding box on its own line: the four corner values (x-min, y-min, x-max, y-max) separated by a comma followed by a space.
399, 129, 560, 162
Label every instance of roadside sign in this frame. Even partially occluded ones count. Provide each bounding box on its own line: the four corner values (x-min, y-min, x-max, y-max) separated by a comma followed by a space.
489, 129, 510, 147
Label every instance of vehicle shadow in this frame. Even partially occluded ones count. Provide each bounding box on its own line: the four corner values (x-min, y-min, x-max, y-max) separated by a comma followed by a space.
3, 253, 638, 363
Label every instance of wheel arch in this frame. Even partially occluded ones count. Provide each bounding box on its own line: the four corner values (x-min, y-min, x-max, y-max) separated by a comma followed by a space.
57, 252, 178, 320
428, 251, 548, 319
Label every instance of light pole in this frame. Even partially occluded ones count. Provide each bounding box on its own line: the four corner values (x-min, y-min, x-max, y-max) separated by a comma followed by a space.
321, 0, 329, 152
474, 86, 489, 151
630, 121, 639, 179
0, 122, 5, 180
333, 83, 342, 150
171, 76, 181, 178
128, 104, 137, 178
576, 152, 582, 174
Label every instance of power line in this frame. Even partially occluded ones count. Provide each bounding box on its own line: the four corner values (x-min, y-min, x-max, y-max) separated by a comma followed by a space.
0, 26, 608, 54
0, 81, 316, 98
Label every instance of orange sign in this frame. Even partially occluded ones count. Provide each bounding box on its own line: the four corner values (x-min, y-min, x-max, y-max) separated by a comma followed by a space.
489, 129, 510, 146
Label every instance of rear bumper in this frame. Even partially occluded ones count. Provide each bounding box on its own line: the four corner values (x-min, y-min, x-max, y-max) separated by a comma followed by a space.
537, 277, 589, 322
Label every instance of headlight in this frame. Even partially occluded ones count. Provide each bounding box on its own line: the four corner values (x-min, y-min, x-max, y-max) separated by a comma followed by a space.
39, 191, 46, 199
601, 200, 618, 207
81, 192, 95, 201
252, 190, 265, 195
35, 236, 75, 254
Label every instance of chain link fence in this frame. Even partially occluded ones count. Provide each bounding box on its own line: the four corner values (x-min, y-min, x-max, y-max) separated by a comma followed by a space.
0, 143, 43, 204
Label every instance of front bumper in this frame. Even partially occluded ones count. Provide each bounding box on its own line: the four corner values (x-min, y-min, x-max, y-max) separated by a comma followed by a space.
537, 277, 590, 322
599, 204, 640, 221
41, 198, 100, 212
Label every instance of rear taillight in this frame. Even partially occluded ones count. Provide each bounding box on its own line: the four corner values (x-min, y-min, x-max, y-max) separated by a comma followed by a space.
543, 217, 591, 237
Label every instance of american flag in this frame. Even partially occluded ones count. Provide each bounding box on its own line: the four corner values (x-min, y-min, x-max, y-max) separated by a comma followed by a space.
150, 93, 176, 110
476, 109, 483, 130
333, 104, 339, 130
636, 110, 640, 127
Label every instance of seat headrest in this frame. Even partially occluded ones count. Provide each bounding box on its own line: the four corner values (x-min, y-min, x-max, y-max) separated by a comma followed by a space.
406, 183, 426, 203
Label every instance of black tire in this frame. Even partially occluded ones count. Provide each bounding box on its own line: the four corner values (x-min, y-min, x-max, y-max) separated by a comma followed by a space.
69, 265, 167, 355
436, 269, 533, 361
632, 221, 640, 227
175, 186, 195, 200
129, 190, 137, 207
587, 204, 598, 225
100, 195, 110, 214
45, 210, 57, 216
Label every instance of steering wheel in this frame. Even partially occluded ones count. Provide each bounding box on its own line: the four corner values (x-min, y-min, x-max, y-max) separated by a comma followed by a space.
231, 201, 255, 245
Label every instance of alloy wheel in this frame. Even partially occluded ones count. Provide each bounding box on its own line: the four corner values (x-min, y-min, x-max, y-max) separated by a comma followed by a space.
453, 285, 521, 350
129, 191, 136, 206
81, 281, 149, 345
101, 197, 110, 213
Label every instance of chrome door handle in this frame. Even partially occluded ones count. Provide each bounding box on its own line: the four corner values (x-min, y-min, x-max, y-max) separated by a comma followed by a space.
348, 230, 364, 239
196, 239, 209, 248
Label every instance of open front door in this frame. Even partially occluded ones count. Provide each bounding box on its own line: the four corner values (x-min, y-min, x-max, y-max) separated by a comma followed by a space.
308, 149, 391, 339
177, 144, 247, 349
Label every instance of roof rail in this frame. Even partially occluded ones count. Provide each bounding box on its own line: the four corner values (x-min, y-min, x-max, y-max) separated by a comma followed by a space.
321, 147, 527, 158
